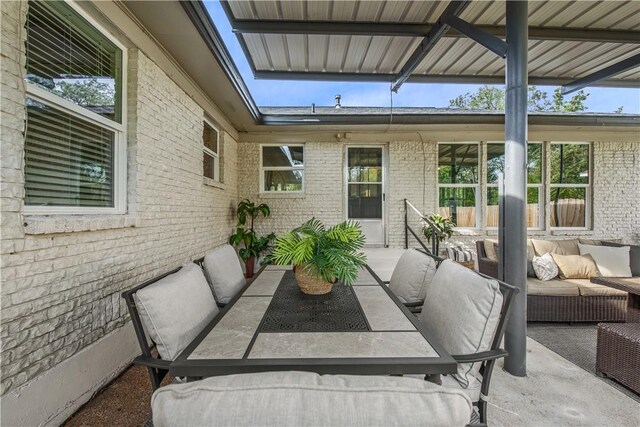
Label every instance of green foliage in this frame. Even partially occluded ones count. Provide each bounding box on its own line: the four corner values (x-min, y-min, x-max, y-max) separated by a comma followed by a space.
422, 213, 454, 244
228, 199, 275, 262
270, 218, 367, 286
53, 78, 115, 107
448, 85, 598, 112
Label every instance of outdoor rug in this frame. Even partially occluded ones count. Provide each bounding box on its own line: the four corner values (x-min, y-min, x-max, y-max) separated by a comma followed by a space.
527, 322, 640, 402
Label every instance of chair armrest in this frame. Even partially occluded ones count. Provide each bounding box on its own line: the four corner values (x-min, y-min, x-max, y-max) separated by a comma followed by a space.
403, 301, 423, 314
452, 349, 508, 364
477, 257, 499, 279
133, 355, 171, 370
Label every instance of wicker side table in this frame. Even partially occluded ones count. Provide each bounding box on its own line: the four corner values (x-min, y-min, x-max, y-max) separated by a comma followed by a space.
596, 323, 640, 394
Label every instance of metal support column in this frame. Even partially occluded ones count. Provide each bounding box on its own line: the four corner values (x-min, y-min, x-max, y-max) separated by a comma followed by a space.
503, 0, 528, 377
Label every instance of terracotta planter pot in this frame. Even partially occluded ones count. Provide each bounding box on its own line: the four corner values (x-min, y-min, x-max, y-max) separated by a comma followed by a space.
245, 256, 255, 279
294, 266, 333, 295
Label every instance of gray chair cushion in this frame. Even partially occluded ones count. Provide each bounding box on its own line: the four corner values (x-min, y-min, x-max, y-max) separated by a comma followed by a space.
203, 244, 246, 304
420, 260, 503, 388
388, 249, 438, 304
151, 371, 473, 427
134, 263, 219, 361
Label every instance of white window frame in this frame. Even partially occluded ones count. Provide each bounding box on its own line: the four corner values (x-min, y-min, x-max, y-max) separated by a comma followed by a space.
437, 142, 480, 230
549, 141, 591, 231
259, 144, 305, 194
23, 0, 127, 215
485, 141, 544, 230
203, 118, 220, 182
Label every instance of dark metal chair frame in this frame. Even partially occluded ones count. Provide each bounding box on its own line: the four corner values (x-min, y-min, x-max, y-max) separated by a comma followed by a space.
369, 248, 518, 425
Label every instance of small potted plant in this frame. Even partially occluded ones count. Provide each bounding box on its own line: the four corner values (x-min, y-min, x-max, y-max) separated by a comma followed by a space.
229, 199, 275, 278
422, 213, 454, 256
270, 218, 366, 295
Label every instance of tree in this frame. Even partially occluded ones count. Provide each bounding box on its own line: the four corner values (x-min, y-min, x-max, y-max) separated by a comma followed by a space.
449, 85, 590, 112
53, 78, 115, 107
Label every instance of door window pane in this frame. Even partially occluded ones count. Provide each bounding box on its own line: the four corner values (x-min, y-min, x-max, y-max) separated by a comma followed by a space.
26, 1, 122, 122
551, 188, 586, 228
348, 184, 382, 219
25, 99, 114, 207
438, 144, 478, 184
439, 187, 476, 227
348, 148, 382, 183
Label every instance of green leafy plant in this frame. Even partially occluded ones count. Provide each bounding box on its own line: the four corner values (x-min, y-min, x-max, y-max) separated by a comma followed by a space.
228, 199, 275, 264
270, 218, 367, 286
422, 213, 454, 254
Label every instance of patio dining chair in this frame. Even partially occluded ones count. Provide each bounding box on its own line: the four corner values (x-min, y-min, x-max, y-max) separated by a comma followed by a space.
372, 248, 443, 313
122, 262, 220, 390
418, 259, 518, 425
200, 244, 247, 305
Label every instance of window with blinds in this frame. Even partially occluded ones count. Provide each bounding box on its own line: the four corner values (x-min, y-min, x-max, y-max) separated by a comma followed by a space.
24, 0, 125, 213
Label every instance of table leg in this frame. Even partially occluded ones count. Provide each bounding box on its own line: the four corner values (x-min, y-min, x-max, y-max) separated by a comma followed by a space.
627, 294, 640, 323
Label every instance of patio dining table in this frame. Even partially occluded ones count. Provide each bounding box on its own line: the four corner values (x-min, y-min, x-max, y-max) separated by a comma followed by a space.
171, 265, 457, 380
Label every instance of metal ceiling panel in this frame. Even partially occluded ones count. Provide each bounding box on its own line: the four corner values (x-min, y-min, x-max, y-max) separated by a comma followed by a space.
225, 0, 640, 85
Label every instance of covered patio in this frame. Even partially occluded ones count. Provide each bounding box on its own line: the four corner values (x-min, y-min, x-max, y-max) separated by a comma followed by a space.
1, 0, 639, 426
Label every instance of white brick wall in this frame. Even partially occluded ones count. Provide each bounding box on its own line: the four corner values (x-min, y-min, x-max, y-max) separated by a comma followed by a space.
0, 2, 238, 394
238, 138, 640, 258
237, 142, 344, 236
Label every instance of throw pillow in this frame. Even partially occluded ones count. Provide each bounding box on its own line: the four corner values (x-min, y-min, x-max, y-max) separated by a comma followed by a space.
531, 239, 579, 256
483, 239, 499, 261
578, 244, 632, 277
551, 253, 600, 279
446, 246, 474, 262
602, 242, 640, 276
493, 243, 536, 277
532, 253, 558, 281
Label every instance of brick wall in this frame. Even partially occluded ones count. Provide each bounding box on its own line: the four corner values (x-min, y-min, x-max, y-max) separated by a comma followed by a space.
0, 3, 238, 394
238, 139, 640, 256
237, 142, 344, 236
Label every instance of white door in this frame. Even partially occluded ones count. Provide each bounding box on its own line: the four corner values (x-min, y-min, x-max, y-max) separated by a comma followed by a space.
345, 146, 386, 246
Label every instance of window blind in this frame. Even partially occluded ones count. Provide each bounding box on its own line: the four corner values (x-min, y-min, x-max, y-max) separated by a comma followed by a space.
26, 0, 122, 122
25, 99, 114, 207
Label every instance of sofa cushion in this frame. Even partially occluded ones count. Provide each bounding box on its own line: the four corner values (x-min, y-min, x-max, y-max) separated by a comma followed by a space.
602, 242, 640, 276
578, 244, 632, 278
420, 260, 502, 388
577, 282, 628, 297
531, 239, 579, 256
134, 263, 219, 361
532, 253, 558, 281
151, 371, 473, 427
483, 238, 499, 261
526, 278, 580, 296
580, 238, 623, 246
493, 242, 536, 277
551, 253, 599, 279
203, 244, 247, 304
388, 249, 438, 304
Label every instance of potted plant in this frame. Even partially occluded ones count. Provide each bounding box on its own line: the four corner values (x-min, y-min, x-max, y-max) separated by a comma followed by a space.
422, 213, 454, 256
270, 218, 367, 295
228, 199, 275, 278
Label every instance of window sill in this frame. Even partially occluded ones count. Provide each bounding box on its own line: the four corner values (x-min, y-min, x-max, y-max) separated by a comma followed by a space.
203, 177, 225, 190
24, 215, 139, 235
258, 192, 306, 199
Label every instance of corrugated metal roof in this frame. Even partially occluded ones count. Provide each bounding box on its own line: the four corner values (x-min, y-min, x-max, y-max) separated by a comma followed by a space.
222, 0, 640, 86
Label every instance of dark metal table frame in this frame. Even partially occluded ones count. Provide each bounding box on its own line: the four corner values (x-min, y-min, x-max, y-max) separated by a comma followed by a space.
590, 277, 640, 322
171, 266, 457, 380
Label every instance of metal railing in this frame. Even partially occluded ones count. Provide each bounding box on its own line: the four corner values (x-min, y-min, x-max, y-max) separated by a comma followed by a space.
403, 199, 445, 255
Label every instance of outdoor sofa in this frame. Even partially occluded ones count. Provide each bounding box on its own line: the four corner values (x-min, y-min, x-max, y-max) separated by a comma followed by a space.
476, 238, 636, 322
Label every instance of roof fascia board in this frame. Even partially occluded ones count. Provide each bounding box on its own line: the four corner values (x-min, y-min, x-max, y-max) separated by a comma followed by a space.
180, 0, 261, 122
561, 53, 640, 95
261, 113, 640, 127
229, 20, 640, 44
